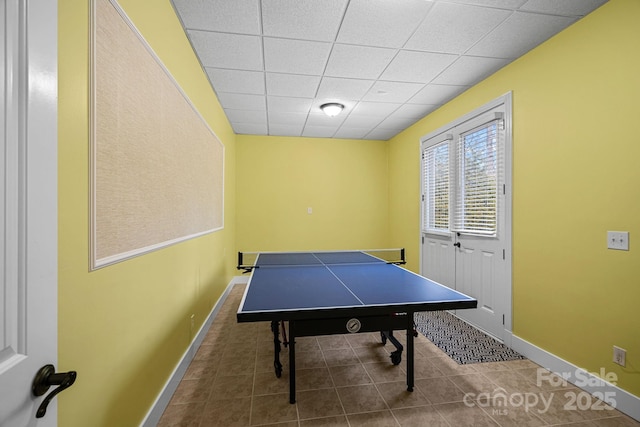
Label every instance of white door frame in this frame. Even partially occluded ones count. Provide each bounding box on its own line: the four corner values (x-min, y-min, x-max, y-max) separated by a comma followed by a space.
419, 92, 513, 342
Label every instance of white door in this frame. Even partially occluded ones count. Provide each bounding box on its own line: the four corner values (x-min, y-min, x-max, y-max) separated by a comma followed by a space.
423, 230, 508, 337
0, 0, 59, 426
421, 94, 512, 341
421, 233, 455, 288
455, 232, 507, 340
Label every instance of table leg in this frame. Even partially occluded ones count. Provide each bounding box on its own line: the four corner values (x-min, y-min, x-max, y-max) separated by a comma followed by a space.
271, 321, 283, 378
382, 330, 403, 365
406, 312, 415, 392
288, 321, 296, 404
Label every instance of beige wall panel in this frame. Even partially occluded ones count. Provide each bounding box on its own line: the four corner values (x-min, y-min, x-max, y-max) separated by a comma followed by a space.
91, 0, 223, 268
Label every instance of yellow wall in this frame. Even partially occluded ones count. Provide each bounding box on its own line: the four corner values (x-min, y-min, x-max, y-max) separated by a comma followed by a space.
58, 0, 236, 425
236, 135, 389, 252
57, 0, 640, 424
390, 0, 639, 397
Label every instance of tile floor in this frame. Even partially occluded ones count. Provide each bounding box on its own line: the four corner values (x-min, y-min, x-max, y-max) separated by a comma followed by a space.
158, 285, 639, 426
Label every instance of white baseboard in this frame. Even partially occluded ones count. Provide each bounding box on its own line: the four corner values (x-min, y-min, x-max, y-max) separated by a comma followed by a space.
231, 275, 249, 286
140, 276, 247, 427
511, 334, 640, 422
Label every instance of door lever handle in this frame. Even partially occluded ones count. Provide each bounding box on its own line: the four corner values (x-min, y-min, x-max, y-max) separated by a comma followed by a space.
453, 242, 461, 248
32, 364, 77, 419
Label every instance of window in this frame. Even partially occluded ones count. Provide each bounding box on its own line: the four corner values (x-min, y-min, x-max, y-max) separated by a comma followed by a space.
454, 120, 500, 236
422, 137, 451, 233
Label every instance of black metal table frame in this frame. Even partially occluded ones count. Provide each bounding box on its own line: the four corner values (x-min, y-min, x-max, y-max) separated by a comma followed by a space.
270, 312, 416, 404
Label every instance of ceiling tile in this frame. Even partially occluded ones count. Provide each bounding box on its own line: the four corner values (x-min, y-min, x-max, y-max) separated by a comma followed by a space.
333, 127, 373, 139
366, 128, 399, 140
306, 112, 347, 127
205, 68, 265, 95
432, 56, 510, 86
447, 0, 527, 8
409, 84, 469, 104
265, 73, 321, 98
324, 44, 396, 79
377, 115, 418, 130
268, 111, 307, 125
316, 77, 375, 101
519, 0, 607, 16
267, 96, 313, 113
264, 38, 332, 75
362, 81, 425, 103
172, 0, 261, 34
467, 11, 577, 59
268, 123, 304, 136
380, 50, 458, 83
337, 0, 434, 48
391, 103, 439, 120
188, 30, 262, 70
225, 109, 267, 124
261, 0, 348, 41
350, 101, 401, 117
340, 115, 380, 129
405, 2, 511, 54
216, 93, 266, 110
302, 125, 338, 138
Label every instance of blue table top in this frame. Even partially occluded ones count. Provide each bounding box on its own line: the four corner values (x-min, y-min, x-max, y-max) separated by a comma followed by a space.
237, 251, 476, 321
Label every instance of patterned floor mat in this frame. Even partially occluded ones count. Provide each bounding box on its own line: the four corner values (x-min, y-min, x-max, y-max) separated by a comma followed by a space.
414, 311, 526, 364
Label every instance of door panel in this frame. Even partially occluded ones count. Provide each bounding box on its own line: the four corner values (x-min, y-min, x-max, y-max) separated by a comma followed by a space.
421, 234, 455, 288
455, 235, 505, 340
0, 0, 58, 425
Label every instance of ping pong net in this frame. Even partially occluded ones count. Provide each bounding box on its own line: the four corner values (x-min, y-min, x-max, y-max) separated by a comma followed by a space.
237, 248, 406, 273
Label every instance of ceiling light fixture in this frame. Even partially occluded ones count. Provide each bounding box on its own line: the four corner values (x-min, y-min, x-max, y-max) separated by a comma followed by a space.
320, 103, 344, 117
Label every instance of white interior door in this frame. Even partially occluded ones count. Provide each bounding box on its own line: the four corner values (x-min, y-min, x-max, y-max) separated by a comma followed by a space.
0, 0, 59, 426
421, 94, 512, 342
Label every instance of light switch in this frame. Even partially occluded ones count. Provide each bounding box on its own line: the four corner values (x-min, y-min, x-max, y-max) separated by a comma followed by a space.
607, 231, 629, 251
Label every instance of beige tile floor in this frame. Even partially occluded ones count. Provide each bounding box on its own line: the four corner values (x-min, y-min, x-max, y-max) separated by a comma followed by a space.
158, 285, 640, 427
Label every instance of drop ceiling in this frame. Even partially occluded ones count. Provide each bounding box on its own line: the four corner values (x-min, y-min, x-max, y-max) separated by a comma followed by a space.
171, 0, 607, 140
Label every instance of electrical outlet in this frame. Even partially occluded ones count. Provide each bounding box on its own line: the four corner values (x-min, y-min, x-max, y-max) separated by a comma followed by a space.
613, 346, 626, 367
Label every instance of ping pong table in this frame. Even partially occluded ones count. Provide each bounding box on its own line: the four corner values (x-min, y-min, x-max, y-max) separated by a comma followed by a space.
236, 249, 477, 404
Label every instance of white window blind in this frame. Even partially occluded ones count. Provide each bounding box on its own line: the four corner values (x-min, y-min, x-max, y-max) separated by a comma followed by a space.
422, 138, 450, 232
453, 120, 500, 236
